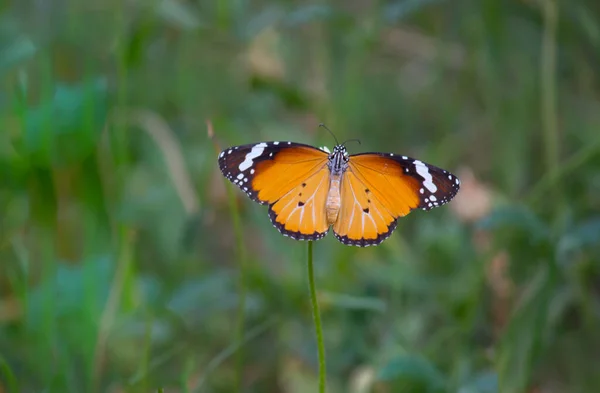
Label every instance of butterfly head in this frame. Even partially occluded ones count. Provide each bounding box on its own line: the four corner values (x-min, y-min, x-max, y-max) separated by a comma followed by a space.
328, 144, 349, 174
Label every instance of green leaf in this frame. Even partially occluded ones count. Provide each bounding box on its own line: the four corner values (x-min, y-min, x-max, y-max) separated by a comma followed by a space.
0, 15, 37, 72
20, 78, 108, 167
166, 272, 257, 326
378, 354, 447, 393
458, 371, 498, 393
26, 255, 114, 328
156, 0, 201, 30
22, 255, 115, 385
285, 5, 333, 27
383, 0, 444, 23
0, 36, 36, 72
556, 217, 600, 263
477, 205, 549, 243
0, 356, 19, 393
496, 265, 557, 393
478, 205, 554, 282
319, 291, 387, 312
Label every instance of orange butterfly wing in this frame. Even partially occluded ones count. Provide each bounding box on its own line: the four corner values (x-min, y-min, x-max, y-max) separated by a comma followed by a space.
333, 153, 460, 246
267, 166, 330, 240
218, 142, 331, 240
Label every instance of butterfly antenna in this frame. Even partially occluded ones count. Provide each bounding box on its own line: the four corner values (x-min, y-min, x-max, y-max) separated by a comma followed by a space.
319, 123, 340, 146
342, 138, 361, 146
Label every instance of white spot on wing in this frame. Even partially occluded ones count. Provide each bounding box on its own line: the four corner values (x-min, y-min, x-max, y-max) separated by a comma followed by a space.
236, 173, 244, 180
414, 160, 437, 193
239, 143, 267, 171
430, 195, 437, 202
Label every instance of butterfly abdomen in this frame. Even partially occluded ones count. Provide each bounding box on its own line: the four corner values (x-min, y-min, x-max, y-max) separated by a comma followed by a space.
326, 173, 342, 225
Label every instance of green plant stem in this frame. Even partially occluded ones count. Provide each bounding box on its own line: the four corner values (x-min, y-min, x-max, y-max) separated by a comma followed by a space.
540, 0, 561, 205
307, 241, 326, 393
0, 356, 18, 393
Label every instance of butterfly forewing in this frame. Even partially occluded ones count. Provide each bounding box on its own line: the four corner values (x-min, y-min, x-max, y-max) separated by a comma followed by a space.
349, 153, 460, 212
218, 142, 329, 205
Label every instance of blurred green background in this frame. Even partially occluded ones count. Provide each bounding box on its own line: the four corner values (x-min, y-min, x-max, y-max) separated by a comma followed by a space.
1, 0, 600, 392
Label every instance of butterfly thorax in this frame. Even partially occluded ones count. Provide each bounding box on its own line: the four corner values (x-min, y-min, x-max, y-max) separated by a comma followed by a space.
325, 145, 349, 225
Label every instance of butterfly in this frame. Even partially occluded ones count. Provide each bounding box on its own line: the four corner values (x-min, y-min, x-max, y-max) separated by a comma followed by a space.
218, 131, 460, 247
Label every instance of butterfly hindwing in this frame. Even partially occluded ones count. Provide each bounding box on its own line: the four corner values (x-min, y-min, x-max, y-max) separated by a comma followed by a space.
332, 153, 460, 246
333, 171, 398, 247
218, 141, 329, 205
268, 166, 330, 240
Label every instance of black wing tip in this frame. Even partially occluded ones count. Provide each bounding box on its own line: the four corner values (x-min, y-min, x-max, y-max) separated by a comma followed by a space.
267, 205, 329, 241
419, 171, 461, 211
217, 144, 270, 205
333, 219, 398, 247
217, 145, 240, 176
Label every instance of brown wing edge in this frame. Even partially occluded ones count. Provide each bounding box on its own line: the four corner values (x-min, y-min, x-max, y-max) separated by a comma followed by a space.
333, 219, 398, 247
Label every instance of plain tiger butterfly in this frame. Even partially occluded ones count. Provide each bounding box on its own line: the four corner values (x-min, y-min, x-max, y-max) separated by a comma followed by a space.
218, 127, 460, 247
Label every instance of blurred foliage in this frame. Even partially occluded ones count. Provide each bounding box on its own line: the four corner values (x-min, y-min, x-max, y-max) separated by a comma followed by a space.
1, 0, 600, 392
